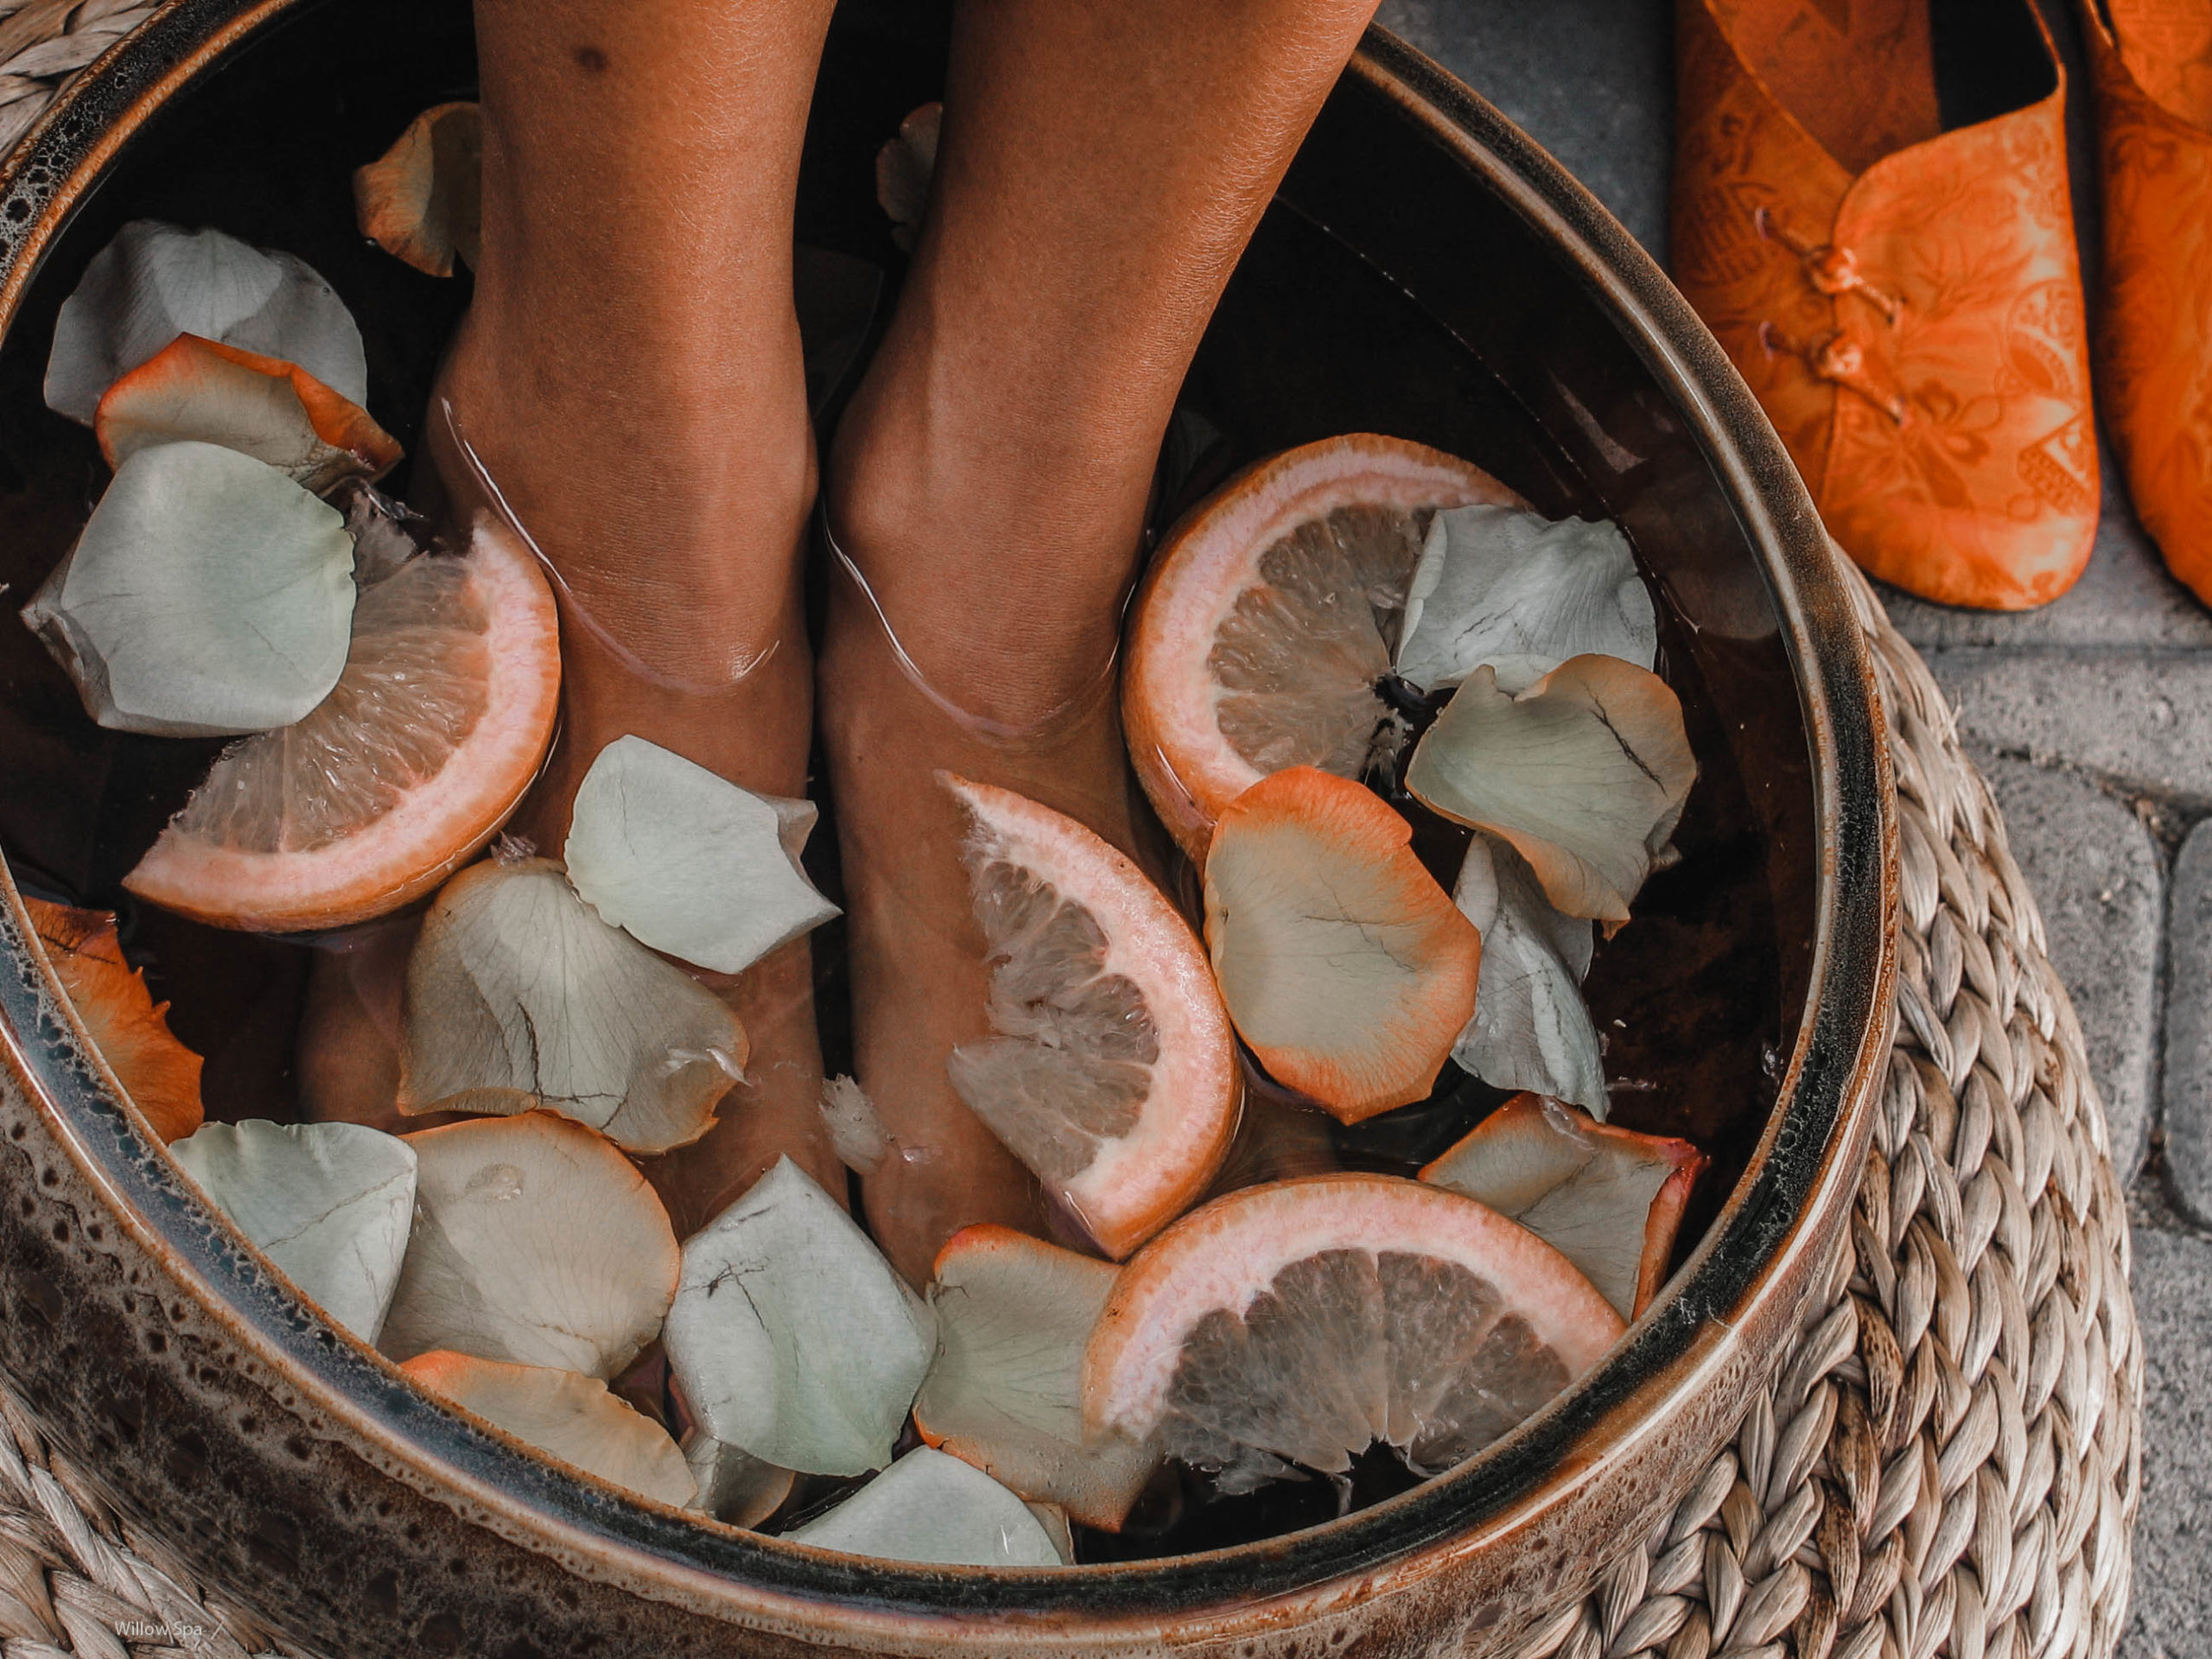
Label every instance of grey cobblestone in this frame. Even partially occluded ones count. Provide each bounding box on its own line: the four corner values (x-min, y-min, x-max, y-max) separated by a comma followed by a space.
2166, 826, 2212, 1224
2117, 1226, 2212, 1659
1979, 755, 2160, 1185
1924, 653, 2212, 806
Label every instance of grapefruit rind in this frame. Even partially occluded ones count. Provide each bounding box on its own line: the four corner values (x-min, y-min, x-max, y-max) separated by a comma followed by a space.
1084, 1173, 1624, 1444
1123, 433, 1522, 857
946, 776, 1239, 1259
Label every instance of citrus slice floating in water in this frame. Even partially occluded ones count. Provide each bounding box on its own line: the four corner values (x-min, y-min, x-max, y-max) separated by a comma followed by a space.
22, 897, 203, 1143
944, 775, 1238, 1259
1084, 1173, 1623, 1491
125, 512, 560, 933
1122, 433, 1521, 857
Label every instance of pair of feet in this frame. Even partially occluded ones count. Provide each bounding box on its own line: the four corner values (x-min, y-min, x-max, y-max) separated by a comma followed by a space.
303, 313, 1162, 1286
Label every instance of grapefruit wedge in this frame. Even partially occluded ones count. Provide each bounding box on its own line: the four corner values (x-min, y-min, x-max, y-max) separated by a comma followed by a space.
1084, 1173, 1622, 1490
1122, 434, 1522, 857
125, 512, 560, 932
944, 775, 1238, 1259
1203, 767, 1480, 1122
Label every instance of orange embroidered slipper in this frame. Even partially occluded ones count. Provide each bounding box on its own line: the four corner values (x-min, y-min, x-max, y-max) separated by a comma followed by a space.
1671, 0, 2098, 610
2080, 0, 2212, 609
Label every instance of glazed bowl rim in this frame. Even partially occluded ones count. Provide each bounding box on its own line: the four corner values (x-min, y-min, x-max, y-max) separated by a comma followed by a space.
0, 0, 1896, 1637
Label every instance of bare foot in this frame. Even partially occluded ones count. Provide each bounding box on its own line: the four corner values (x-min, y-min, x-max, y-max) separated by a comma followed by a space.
821, 360, 1164, 1284
298, 318, 844, 1232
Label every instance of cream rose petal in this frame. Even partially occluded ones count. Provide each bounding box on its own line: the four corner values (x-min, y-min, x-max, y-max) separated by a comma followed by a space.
1419, 1094, 1707, 1320
402, 1351, 695, 1506
378, 1111, 680, 1378
1404, 656, 1695, 924
169, 1119, 415, 1343
681, 1431, 796, 1528
353, 102, 483, 277
916, 1226, 1159, 1529
563, 734, 839, 976
662, 1157, 934, 1478
397, 857, 747, 1154
1395, 504, 1656, 694
21, 442, 355, 736
1451, 834, 1605, 1116
784, 1446, 1066, 1567
45, 219, 365, 423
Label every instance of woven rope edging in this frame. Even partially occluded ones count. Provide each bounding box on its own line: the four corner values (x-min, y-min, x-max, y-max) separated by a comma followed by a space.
1503, 561, 2145, 1659
0, 12, 2145, 1652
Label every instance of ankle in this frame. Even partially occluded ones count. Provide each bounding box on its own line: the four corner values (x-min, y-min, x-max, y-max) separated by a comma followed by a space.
824, 359, 1152, 721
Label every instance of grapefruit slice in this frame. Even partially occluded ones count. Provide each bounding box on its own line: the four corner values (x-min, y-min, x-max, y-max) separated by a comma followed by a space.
1203, 767, 1480, 1122
124, 511, 560, 933
913, 1225, 1160, 1529
1084, 1173, 1623, 1490
944, 775, 1239, 1259
21, 897, 203, 1142
1122, 433, 1522, 857
1420, 1094, 1707, 1320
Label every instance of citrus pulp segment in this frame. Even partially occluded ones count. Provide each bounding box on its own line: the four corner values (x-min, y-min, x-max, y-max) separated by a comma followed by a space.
1084, 1173, 1623, 1489
944, 775, 1239, 1259
125, 515, 560, 932
1122, 432, 1522, 856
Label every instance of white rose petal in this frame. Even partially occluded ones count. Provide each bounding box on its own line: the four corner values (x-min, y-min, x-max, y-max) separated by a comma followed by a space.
46, 219, 365, 423
1451, 834, 1605, 1115
663, 1157, 934, 1478
169, 1118, 415, 1343
397, 857, 746, 1154
1395, 505, 1656, 694
22, 442, 355, 736
563, 734, 839, 975
785, 1446, 1066, 1567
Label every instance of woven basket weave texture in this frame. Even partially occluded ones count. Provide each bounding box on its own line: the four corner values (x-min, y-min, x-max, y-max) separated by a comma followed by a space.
0, 9, 2145, 1657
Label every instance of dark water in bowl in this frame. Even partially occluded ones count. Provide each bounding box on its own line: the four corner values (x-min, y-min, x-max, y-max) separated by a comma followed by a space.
0, 0, 1790, 1561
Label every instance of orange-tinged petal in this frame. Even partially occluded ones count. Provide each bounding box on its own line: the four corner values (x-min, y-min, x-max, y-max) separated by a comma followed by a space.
22, 896, 203, 1142
95, 334, 401, 492
354, 102, 482, 278
1203, 766, 1480, 1122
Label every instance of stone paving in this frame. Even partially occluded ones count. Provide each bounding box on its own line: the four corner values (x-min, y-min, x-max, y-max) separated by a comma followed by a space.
1376, 3, 2212, 1649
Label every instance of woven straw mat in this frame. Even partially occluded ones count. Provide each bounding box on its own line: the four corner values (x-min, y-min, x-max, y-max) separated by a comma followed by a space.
0, 10, 2145, 1658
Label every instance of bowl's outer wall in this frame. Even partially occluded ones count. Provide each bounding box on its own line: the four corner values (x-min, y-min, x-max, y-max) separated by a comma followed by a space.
0, 5, 1896, 1657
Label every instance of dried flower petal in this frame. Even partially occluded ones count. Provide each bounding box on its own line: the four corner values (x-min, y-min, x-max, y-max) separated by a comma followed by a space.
818, 1074, 892, 1175
402, 1351, 695, 1505
784, 1446, 1065, 1567
380, 1110, 680, 1377
663, 1158, 934, 1478
97, 334, 402, 492
169, 1119, 416, 1342
45, 219, 366, 424
1404, 656, 1695, 924
1450, 835, 1605, 1115
874, 102, 942, 253
1395, 505, 1656, 693
563, 735, 838, 976
1203, 766, 1480, 1122
22, 897, 202, 1142
914, 1225, 1159, 1529
22, 441, 356, 736
1419, 1094, 1707, 1319
681, 1432, 795, 1527
397, 857, 747, 1155
353, 102, 483, 277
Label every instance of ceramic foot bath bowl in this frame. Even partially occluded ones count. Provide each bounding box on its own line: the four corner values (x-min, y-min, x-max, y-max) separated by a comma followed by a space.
0, 2, 1896, 1654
